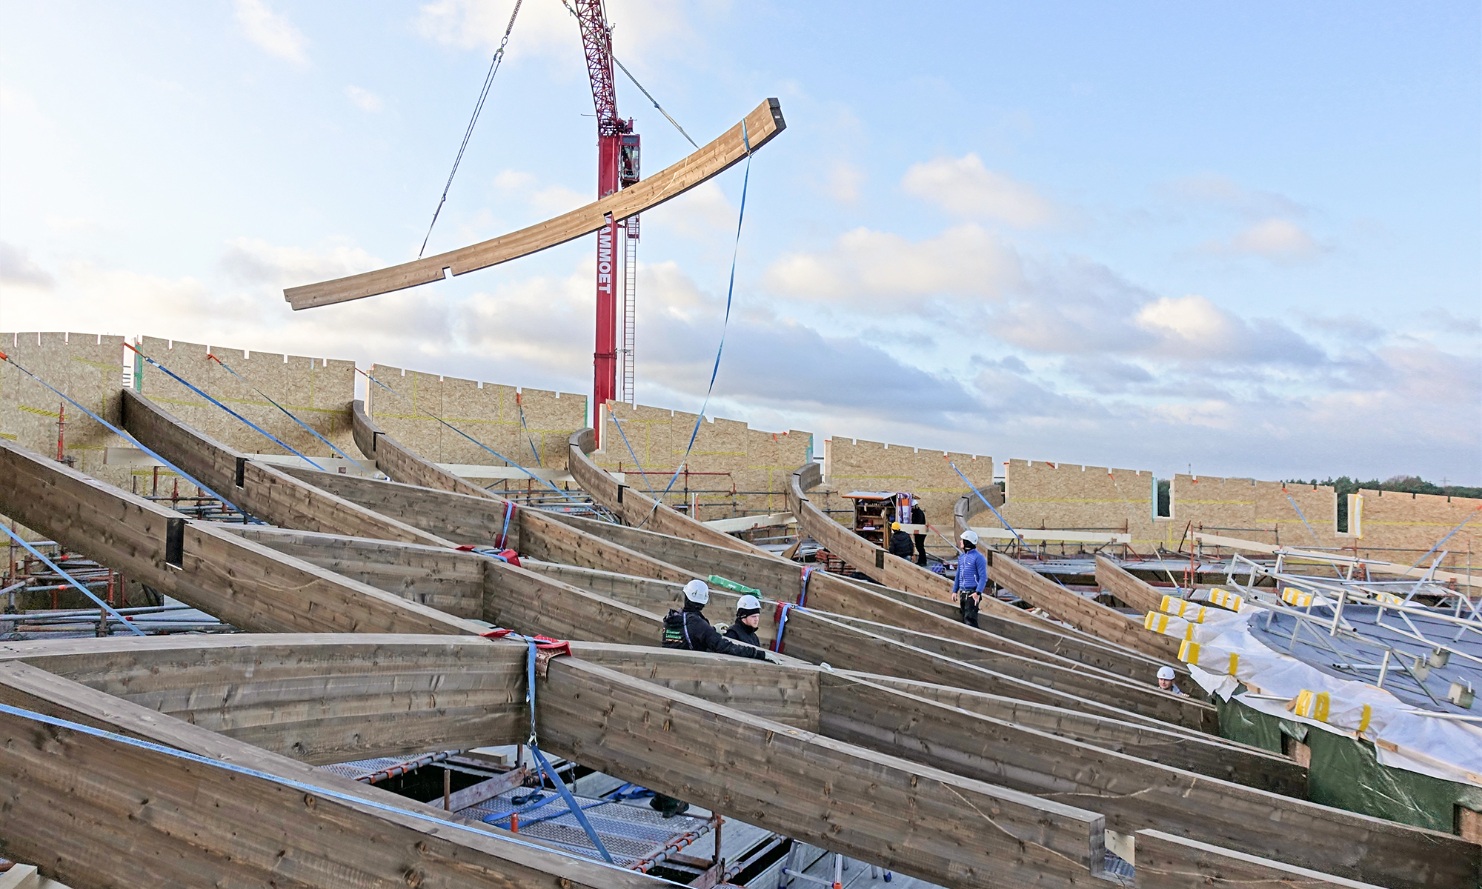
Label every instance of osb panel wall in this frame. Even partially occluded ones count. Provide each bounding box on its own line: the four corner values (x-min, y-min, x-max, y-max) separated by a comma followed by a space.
0, 332, 129, 539
1354, 489, 1481, 571
366, 365, 587, 475
136, 337, 357, 462
823, 437, 994, 557
1172, 474, 1336, 549
999, 460, 1164, 549
596, 402, 811, 518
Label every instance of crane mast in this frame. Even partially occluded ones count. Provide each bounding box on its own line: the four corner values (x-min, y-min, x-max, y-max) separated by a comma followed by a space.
574, 0, 640, 444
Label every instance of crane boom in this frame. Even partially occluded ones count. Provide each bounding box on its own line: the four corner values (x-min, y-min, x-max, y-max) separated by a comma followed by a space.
573, 0, 639, 443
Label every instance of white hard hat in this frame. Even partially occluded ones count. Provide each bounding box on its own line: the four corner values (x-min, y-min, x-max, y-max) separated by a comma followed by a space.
1157, 666, 1176, 681
683, 579, 710, 605
960, 529, 979, 546
736, 594, 761, 613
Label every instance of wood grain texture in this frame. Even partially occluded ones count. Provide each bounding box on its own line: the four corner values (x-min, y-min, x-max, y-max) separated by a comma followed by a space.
1095, 555, 1168, 615
1133, 829, 1391, 889
286, 100, 785, 309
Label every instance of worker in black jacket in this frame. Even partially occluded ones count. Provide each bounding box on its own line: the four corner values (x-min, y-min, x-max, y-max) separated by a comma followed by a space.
911, 503, 928, 566
888, 521, 915, 560
654, 580, 771, 818
722, 594, 764, 648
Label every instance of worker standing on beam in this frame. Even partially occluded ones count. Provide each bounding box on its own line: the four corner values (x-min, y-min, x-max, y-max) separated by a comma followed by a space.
953, 529, 988, 628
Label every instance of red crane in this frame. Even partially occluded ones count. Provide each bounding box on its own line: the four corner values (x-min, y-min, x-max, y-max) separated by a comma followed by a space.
573, 0, 640, 445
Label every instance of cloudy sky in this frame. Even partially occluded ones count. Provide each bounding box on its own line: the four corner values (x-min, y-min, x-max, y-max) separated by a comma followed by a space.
1, 2, 1478, 483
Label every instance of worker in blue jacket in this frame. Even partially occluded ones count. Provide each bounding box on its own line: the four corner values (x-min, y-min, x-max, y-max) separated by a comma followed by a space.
953, 529, 988, 627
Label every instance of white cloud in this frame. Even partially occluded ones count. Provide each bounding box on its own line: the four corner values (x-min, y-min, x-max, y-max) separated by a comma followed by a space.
415, 0, 698, 60
901, 154, 1057, 228
1201, 217, 1324, 262
1135, 294, 1234, 343
763, 224, 1022, 308
345, 86, 383, 113
0, 241, 55, 289
233, 0, 309, 66
822, 161, 864, 204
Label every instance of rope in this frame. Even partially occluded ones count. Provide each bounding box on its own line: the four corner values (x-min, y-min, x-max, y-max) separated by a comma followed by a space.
358, 368, 595, 510
206, 353, 368, 471
0, 701, 636, 871
513, 392, 542, 467
126, 344, 324, 471
0, 349, 244, 516
647, 122, 754, 519
947, 460, 1024, 546
418, 0, 524, 257
0, 525, 145, 636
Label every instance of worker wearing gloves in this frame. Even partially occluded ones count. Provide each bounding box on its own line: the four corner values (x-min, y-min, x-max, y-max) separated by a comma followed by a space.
888, 521, 915, 560
953, 529, 988, 628
723, 594, 765, 648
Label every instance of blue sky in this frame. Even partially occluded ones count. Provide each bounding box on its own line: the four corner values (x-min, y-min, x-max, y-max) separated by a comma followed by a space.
2, 1, 1478, 483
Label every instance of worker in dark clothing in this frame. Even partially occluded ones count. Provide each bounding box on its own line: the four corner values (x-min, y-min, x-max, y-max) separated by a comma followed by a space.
654, 580, 772, 818
888, 521, 914, 560
722, 594, 764, 648
911, 503, 928, 566
953, 529, 988, 628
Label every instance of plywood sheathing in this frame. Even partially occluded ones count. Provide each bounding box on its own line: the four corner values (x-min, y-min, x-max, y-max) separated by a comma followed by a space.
0, 332, 129, 539
1354, 488, 1481, 569
820, 437, 996, 559
596, 401, 812, 518
366, 364, 585, 476
998, 459, 1162, 547
132, 337, 358, 464
1171, 474, 1337, 548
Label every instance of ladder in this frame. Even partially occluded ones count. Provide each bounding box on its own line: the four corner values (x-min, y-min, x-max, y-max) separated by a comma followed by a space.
619, 217, 639, 405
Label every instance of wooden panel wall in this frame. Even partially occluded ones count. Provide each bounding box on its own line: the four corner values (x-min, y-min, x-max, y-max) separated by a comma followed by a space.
999, 459, 1163, 548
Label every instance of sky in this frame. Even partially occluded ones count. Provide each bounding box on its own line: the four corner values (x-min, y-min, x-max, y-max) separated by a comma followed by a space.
1, 1, 1479, 484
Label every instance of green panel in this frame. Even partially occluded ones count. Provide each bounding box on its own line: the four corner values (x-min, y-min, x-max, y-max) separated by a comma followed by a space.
1305, 729, 1482, 833
1214, 695, 1283, 753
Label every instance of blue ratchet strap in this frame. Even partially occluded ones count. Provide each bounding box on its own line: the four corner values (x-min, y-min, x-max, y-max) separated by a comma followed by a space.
207, 353, 367, 471
948, 460, 1024, 546
610, 414, 659, 499
798, 565, 815, 608
360, 369, 588, 508
513, 392, 543, 468
0, 524, 145, 636
497, 501, 516, 550
127, 344, 323, 471
520, 638, 614, 864
0, 702, 634, 870
658, 121, 753, 502
0, 351, 244, 515
771, 602, 804, 654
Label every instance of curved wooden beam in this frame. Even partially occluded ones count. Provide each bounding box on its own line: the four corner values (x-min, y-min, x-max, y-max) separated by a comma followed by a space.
286, 99, 786, 309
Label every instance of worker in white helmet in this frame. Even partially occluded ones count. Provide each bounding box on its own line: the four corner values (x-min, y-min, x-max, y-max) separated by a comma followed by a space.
723, 594, 765, 649
1156, 665, 1187, 696
953, 529, 988, 628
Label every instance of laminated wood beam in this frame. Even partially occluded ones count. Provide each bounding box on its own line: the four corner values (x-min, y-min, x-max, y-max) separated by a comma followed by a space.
286, 99, 785, 310
351, 399, 492, 498
568, 428, 767, 556
1133, 830, 1390, 889
991, 553, 1182, 662
856, 674, 1303, 794
534, 654, 1109, 888
121, 390, 447, 546
1095, 555, 1168, 614
0, 438, 482, 637
816, 675, 1473, 889
0, 659, 657, 889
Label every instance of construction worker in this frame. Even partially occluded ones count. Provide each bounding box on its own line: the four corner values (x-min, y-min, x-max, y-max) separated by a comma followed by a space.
953, 529, 987, 628
655, 580, 772, 818
1156, 665, 1187, 696
722, 594, 764, 648
888, 521, 914, 560
911, 503, 928, 566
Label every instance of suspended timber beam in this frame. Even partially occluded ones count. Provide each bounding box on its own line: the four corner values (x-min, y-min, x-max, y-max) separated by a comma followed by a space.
991, 553, 1182, 661
0, 658, 665, 889
285, 99, 786, 310
1096, 555, 1170, 614
121, 389, 449, 546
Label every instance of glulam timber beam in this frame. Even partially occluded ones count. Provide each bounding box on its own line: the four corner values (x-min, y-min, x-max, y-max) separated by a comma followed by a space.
1095, 555, 1169, 614
0, 438, 482, 637
0, 658, 658, 889
1133, 830, 1388, 889
286, 100, 785, 310
121, 389, 447, 546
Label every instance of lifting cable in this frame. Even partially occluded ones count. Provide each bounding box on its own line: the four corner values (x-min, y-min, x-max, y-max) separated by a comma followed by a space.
947, 459, 1026, 547
513, 392, 542, 468
357, 368, 600, 513
636, 122, 754, 528
418, 0, 524, 258
0, 524, 146, 636
125, 344, 324, 472
0, 349, 245, 516
608, 414, 659, 499
1282, 489, 1323, 547
206, 353, 368, 472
